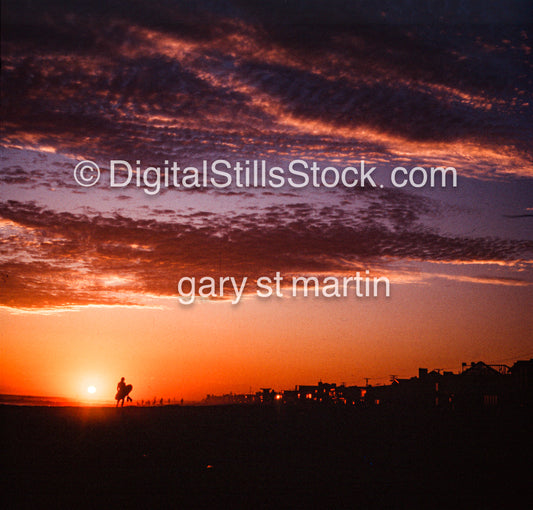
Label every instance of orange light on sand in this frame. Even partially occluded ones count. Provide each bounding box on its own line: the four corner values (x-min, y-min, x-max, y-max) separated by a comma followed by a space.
87, 386, 96, 394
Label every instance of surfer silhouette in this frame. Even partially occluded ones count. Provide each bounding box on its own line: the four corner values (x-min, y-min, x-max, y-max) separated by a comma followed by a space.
115, 377, 133, 407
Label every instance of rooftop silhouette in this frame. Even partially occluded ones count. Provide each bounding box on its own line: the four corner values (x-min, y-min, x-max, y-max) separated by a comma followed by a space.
204, 359, 533, 409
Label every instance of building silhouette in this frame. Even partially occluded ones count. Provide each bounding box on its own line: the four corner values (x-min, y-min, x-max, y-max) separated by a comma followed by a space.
203, 359, 533, 410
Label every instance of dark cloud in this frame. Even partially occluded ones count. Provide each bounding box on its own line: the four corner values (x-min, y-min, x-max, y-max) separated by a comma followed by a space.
1, 200, 531, 308
1, 1, 532, 309
1, 1, 532, 168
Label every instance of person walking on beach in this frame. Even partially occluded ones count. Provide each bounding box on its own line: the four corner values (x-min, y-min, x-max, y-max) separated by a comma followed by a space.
115, 377, 133, 407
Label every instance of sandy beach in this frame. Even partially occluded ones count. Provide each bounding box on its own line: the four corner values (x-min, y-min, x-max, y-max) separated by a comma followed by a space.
2, 403, 530, 509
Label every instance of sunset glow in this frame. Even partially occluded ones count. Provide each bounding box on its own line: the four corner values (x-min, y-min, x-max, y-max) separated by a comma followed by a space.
3, 4, 532, 509
1, 1, 531, 404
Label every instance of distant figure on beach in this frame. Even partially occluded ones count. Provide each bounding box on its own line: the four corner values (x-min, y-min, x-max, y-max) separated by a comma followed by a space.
115, 377, 133, 407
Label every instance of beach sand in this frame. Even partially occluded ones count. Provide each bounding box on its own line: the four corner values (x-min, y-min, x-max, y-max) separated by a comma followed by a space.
2, 404, 530, 508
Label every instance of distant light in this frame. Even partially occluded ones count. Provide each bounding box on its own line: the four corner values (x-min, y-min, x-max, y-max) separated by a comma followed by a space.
88, 386, 96, 394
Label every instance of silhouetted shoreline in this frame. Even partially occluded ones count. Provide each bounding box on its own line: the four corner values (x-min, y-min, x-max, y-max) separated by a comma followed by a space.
2, 403, 531, 509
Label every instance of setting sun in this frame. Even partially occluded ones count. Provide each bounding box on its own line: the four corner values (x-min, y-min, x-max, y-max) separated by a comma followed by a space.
87, 386, 96, 394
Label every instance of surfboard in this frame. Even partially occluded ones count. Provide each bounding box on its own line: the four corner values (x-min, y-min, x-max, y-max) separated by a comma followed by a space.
115, 384, 133, 401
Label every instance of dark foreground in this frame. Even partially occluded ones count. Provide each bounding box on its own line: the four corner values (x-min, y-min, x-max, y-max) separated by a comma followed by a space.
2, 404, 531, 509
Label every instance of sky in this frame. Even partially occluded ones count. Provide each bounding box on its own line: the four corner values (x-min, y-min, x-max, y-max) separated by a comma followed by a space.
1, 1, 532, 402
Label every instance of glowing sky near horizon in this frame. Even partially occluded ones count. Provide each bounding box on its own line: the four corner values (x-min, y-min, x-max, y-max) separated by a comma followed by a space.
1, 1, 532, 400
